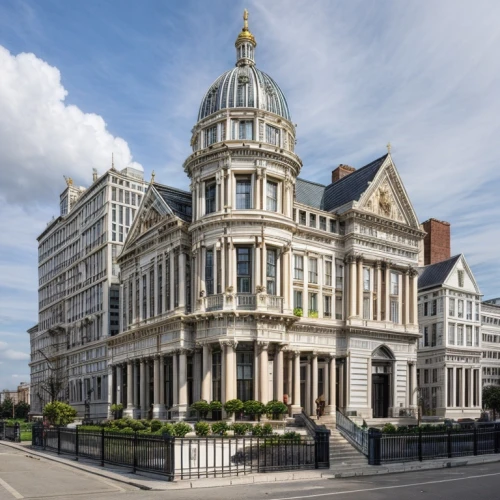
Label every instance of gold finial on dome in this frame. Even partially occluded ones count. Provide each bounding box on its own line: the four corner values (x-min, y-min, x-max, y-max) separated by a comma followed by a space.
235, 9, 256, 47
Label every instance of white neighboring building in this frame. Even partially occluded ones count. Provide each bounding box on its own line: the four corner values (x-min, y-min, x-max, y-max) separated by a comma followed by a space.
481, 299, 500, 388
417, 254, 482, 418
29, 166, 146, 418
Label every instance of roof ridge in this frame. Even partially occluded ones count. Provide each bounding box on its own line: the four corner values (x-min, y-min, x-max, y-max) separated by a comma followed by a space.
153, 182, 191, 196
296, 177, 326, 188
326, 153, 388, 189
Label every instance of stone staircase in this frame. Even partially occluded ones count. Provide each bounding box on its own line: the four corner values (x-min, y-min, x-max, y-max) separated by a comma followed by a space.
312, 415, 369, 471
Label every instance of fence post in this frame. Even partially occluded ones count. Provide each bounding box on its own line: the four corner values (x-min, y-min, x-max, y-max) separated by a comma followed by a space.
418, 427, 422, 462
57, 427, 61, 455
368, 428, 381, 466
100, 427, 105, 467
473, 426, 478, 456
14, 423, 20, 443
75, 426, 79, 461
447, 428, 452, 458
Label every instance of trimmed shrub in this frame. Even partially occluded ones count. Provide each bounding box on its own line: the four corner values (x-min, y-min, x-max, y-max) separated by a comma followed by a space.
231, 422, 252, 436
381, 423, 397, 434
172, 422, 192, 438
43, 401, 77, 427
251, 423, 274, 437
129, 420, 146, 431
191, 400, 210, 416
223, 399, 243, 416
211, 421, 230, 436
194, 421, 211, 437
282, 431, 302, 443
160, 423, 174, 436
265, 400, 288, 417
150, 419, 162, 432
242, 400, 265, 418
209, 400, 223, 411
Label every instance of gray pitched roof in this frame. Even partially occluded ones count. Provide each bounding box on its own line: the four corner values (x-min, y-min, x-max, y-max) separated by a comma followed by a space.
154, 184, 192, 222
323, 154, 388, 211
418, 255, 461, 290
295, 178, 326, 209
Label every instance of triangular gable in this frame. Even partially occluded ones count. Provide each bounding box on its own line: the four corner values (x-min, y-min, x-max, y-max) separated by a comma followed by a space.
357, 156, 420, 229
443, 254, 481, 295
122, 184, 178, 254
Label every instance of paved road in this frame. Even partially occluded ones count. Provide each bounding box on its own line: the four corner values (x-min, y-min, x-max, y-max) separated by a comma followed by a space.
2, 443, 500, 499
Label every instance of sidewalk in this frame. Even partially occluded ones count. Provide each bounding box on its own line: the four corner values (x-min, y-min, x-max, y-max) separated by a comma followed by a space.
1, 440, 500, 491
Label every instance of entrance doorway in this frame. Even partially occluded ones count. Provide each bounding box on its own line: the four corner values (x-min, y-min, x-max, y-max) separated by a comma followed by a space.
372, 374, 390, 418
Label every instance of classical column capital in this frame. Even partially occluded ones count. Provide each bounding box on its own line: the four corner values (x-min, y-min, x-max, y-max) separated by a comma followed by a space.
220, 339, 238, 350
293, 350, 301, 358
257, 341, 269, 353
375, 260, 383, 269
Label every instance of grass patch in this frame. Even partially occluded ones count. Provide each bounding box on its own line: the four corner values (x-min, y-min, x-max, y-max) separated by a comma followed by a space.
20, 431, 32, 441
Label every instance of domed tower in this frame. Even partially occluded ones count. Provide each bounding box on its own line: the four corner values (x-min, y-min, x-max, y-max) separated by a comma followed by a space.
184, 11, 302, 404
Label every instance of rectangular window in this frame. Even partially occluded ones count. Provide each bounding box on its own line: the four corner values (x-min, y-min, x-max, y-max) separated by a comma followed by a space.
158, 264, 163, 315
431, 299, 437, 316
204, 125, 217, 146
299, 211, 306, 225
149, 269, 155, 318
335, 261, 344, 289
206, 249, 214, 295
165, 258, 171, 310
363, 268, 371, 291
424, 302, 429, 316
308, 293, 318, 316
458, 300, 464, 318
265, 124, 279, 145
390, 300, 399, 323
239, 120, 253, 140
424, 326, 429, 347
324, 295, 332, 318
475, 327, 480, 347
390, 272, 399, 295
466, 301, 472, 320
142, 275, 147, 320
212, 351, 222, 402
205, 182, 216, 214
457, 325, 464, 345
424, 369, 429, 384
111, 187, 117, 201
335, 295, 343, 319
293, 290, 303, 310
236, 247, 252, 293
309, 213, 316, 228
266, 181, 278, 212
466, 325, 472, 346
449, 298, 455, 316
294, 255, 304, 280
431, 323, 437, 346
448, 323, 455, 345
266, 248, 277, 295
363, 297, 370, 320
324, 261, 332, 286
319, 216, 326, 231
308, 258, 318, 283
236, 178, 252, 209
458, 270, 464, 287
330, 220, 337, 233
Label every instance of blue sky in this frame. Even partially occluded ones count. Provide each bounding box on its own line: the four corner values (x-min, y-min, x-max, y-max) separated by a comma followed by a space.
0, 0, 499, 390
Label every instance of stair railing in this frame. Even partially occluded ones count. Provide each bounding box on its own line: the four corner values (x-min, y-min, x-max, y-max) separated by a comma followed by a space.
336, 409, 368, 456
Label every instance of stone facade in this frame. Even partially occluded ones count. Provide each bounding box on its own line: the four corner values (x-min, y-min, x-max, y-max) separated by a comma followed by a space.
481, 300, 500, 388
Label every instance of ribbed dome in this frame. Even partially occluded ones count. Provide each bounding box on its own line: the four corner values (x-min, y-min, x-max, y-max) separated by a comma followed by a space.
198, 65, 291, 122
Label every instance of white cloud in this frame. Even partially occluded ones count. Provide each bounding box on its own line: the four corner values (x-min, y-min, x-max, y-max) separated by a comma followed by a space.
0, 341, 29, 360
0, 45, 142, 206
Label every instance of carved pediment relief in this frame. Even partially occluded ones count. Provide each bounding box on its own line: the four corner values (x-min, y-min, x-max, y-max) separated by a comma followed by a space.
140, 207, 164, 233
364, 180, 405, 223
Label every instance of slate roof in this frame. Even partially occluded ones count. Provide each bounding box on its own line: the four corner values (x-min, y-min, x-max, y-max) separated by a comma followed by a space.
418, 254, 461, 291
295, 178, 326, 210
295, 154, 388, 212
323, 154, 388, 211
154, 184, 192, 222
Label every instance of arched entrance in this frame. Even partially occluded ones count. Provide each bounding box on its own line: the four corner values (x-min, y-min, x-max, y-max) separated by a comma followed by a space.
371, 346, 395, 418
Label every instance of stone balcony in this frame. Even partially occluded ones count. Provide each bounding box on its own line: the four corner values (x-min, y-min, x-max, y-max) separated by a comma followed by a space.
203, 292, 284, 314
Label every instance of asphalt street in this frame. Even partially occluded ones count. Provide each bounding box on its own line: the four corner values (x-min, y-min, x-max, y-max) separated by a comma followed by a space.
1, 443, 500, 499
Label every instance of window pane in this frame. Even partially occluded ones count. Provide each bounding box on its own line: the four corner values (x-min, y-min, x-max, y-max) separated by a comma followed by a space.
236, 179, 252, 209
266, 181, 278, 211
205, 183, 216, 214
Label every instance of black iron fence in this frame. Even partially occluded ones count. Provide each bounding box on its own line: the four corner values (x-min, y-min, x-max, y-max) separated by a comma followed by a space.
31, 423, 330, 479
0, 421, 20, 442
369, 424, 500, 465
336, 410, 368, 455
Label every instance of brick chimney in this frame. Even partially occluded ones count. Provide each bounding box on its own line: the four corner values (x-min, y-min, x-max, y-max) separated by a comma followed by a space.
331, 164, 356, 183
422, 218, 451, 265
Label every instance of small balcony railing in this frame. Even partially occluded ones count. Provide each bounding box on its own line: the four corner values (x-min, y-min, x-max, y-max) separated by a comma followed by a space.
200, 293, 284, 313
206, 294, 224, 311
236, 294, 256, 310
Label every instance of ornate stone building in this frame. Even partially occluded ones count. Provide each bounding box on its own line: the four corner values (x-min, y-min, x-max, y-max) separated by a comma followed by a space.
481, 299, 500, 388
109, 12, 424, 421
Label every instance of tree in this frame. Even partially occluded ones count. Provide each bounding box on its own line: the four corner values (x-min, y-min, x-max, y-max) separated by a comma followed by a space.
15, 402, 30, 420
43, 401, 77, 426
482, 385, 500, 420
0, 397, 14, 419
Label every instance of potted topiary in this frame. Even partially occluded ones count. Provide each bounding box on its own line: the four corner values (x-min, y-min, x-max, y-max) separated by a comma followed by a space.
223, 398, 243, 419
190, 400, 210, 420
265, 400, 288, 420
293, 307, 303, 317
209, 400, 223, 421
243, 400, 266, 421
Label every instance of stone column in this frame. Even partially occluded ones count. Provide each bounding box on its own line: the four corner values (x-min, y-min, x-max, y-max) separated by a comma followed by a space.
404, 270, 410, 326
385, 263, 391, 321
125, 361, 134, 417
220, 238, 226, 292
376, 262, 382, 321
201, 344, 212, 401
145, 359, 151, 411
411, 363, 418, 407
325, 355, 336, 417
116, 365, 123, 405
349, 256, 357, 318
292, 351, 301, 415
311, 353, 318, 412
255, 242, 261, 289
338, 360, 345, 409
225, 341, 237, 402
169, 252, 175, 311
452, 366, 456, 407
159, 355, 165, 406
172, 353, 178, 406
367, 358, 372, 415
460, 368, 465, 408
287, 353, 293, 405
305, 357, 311, 415
411, 272, 419, 325
139, 359, 146, 419
259, 342, 269, 404
303, 254, 309, 317
443, 364, 448, 410
107, 364, 114, 418
178, 252, 186, 309
133, 361, 139, 410
153, 356, 161, 418
357, 257, 363, 318
392, 361, 398, 413
261, 240, 267, 292
275, 345, 284, 402
193, 348, 202, 403
283, 249, 290, 312
178, 349, 188, 419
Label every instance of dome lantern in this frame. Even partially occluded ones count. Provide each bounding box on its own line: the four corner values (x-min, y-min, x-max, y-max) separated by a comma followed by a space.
235, 9, 256, 66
